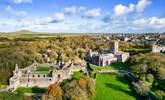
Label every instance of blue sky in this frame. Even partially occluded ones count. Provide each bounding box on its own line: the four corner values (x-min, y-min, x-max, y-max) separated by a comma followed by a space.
0, 0, 165, 33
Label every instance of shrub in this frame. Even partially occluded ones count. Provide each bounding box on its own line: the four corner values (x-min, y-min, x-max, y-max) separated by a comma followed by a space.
0, 92, 23, 100
43, 84, 63, 100
63, 76, 96, 100
133, 81, 150, 96
155, 90, 165, 100
146, 74, 154, 83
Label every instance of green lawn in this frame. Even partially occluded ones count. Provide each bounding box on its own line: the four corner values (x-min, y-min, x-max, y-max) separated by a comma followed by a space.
14, 87, 46, 94
71, 71, 84, 80
61, 71, 84, 86
91, 62, 130, 71
91, 64, 114, 70
95, 74, 137, 100
0, 92, 24, 100
127, 47, 151, 52
36, 66, 52, 72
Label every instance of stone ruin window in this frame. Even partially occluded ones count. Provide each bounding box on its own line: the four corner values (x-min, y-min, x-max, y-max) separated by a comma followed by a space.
49, 79, 51, 81
38, 75, 40, 77
58, 74, 61, 78
43, 75, 45, 77
33, 75, 34, 77
106, 61, 109, 66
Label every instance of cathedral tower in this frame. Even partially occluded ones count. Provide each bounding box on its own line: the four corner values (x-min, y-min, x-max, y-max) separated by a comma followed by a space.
109, 41, 118, 54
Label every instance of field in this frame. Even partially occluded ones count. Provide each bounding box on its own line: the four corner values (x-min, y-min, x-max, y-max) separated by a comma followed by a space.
61, 71, 84, 86
91, 62, 130, 70
36, 66, 52, 73
14, 87, 46, 94
95, 74, 137, 100
0, 92, 24, 100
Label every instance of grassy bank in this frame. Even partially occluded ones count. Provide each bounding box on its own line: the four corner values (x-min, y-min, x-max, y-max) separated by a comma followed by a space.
0, 92, 24, 100
14, 87, 46, 94
91, 62, 130, 71
95, 74, 137, 100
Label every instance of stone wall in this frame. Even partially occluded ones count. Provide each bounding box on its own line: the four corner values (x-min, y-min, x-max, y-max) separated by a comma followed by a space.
9, 62, 81, 91
152, 45, 165, 53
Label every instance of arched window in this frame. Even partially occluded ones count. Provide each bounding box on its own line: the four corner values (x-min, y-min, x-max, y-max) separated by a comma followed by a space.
43, 75, 45, 77
38, 75, 40, 77
58, 74, 61, 78
33, 75, 34, 77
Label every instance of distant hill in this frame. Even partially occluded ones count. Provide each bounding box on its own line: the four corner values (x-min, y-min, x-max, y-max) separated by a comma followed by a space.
12, 30, 37, 34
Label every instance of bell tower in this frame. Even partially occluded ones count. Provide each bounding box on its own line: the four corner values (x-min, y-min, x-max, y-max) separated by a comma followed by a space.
109, 41, 118, 54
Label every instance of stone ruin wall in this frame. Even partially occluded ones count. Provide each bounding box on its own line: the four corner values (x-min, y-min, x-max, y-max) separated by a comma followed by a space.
152, 45, 165, 53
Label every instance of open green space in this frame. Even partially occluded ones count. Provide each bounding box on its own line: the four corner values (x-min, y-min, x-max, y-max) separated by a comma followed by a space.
91, 62, 130, 71
14, 87, 46, 94
36, 66, 52, 72
0, 92, 24, 100
71, 71, 84, 80
61, 71, 84, 86
95, 74, 137, 100
0, 33, 87, 40
127, 47, 151, 53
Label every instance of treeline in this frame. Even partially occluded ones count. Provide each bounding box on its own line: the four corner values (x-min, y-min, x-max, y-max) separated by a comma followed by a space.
0, 35, 152, 85
129, 53, 165, 99
42, 76, 96, 100
0, 35, 107, 84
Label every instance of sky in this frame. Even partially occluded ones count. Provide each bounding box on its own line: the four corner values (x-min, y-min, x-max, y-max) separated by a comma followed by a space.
0, 0, 165, 33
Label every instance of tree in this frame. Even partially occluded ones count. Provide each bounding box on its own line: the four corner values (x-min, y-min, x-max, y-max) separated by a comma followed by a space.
129, 53, 165, 82
133, 81, 150, 96
155, 90, 165, 100
146, 74, 154, 83
43, 84, 63, 100
62, 76, 96, 100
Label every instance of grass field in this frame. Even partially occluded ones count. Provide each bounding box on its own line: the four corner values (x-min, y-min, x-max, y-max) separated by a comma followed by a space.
36, 66, 52, 73
0, 92, 23, 100
127, 47, 151, 53
14, 87, 46, 93
95, 74, 137, 100
71, 71, 84, 80
61, 71, 84, 86
91, 62, 130, 71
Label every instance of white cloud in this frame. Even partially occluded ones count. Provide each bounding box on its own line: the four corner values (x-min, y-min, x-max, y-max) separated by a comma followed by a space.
136, 0, 151, 12
114, 4, 135, 16
83, 8, 100, 18
0, 5, 12, 13
114, 0, 151, 16
9, 0, 32, 4
32, 13, 65, 25
0, 5, 27, 17
64, 6, 77, 14
33, 13, 65, 24
64, 6, 86, 14
33, 17, 52, 25
133, 17, 165, 28
14, 11, 27, 17
52, 13, 65, 22
79, 7, 86, 11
